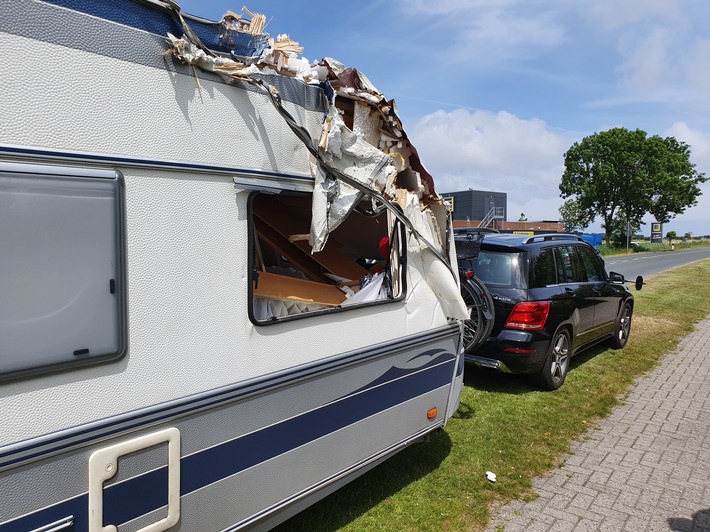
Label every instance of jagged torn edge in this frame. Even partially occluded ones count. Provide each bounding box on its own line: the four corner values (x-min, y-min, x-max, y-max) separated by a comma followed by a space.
161, 3, 460, 285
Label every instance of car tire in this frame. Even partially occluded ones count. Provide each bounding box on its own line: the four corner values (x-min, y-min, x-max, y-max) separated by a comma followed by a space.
460, 277, 495, 353
461, 281, 484, 353
608, 302, 632, 349
535, 328, 571, 391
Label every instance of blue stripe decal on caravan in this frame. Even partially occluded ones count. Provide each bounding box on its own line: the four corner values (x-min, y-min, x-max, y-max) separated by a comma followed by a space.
40, 0, 186, 42
40, 0, 267, 53
0, 325, 456, 471
0, 352, 454, 531
3, 0, 328, 113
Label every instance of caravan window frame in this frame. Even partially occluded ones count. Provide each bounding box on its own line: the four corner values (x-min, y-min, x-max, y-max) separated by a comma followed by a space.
247, 191, 407, 325
0, 162, 127, 381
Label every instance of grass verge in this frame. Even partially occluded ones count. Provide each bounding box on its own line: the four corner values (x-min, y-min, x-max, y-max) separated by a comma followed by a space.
599, 238, 709, 256
276, 259, 710, 532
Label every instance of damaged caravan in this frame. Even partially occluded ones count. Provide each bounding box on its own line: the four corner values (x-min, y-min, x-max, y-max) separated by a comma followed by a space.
0, 1, 467, 531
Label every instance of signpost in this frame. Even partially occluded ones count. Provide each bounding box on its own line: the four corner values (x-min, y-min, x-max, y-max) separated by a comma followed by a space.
651, 222, 663, 244
443, 196, 454, 212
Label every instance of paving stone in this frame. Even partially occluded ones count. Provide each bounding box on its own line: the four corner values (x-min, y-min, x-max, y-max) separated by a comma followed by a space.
548, 520, 578, 532
570, 492, 596, 511
485, 315, 710, 532
597, 516, 629, 531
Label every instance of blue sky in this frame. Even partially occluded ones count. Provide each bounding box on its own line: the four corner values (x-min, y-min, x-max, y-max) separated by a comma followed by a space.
178, 0, 710, 237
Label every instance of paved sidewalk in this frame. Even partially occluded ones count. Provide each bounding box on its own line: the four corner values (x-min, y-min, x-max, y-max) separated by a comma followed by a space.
486, 315, 710, 532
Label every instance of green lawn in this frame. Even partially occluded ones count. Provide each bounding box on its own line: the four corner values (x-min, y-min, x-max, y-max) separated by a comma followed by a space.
277, 259, 710, 531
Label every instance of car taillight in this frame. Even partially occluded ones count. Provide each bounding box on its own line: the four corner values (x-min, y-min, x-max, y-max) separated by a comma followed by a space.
505, 301, 550, 330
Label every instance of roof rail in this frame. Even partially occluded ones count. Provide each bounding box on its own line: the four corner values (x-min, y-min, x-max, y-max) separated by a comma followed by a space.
453, 227, 499, 235
522, 234, 585, 244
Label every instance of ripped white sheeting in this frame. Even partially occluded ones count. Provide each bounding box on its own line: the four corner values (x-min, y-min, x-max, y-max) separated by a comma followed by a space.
309, 103, 397, 253
401, 191, 469, 321
341, 272, 386, 306
420, 248, 468, 321
166, 33, 259, 78
401, 191, 441, 253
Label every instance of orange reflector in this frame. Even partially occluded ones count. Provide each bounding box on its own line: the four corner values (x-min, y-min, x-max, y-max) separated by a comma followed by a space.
427, 408, 438, 419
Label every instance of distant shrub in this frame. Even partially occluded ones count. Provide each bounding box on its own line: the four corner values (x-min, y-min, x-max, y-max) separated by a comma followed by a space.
597, 244, 629, 256
632, 243, 665, 253
597, 244, 613, 256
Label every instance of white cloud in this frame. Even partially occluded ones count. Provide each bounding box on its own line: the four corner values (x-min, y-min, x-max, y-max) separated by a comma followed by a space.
411, 109, 572, 220
584, 0, 709, 109
616, 27, 675, 94
683, 37, 710, 99
587, 0, 683, 30
658, 122, 710, 226
454, 10, 566, 62
664, 122, 710, 173
398, 0, 567, 65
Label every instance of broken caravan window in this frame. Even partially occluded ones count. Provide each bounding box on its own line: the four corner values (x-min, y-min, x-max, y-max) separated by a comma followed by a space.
249, 192, 405, 323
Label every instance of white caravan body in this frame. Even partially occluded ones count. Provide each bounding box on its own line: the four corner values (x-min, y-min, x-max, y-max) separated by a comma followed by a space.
0, 1, 465, 531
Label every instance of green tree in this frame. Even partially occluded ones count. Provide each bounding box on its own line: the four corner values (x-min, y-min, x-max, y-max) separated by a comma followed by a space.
666, 230, 677, 243
560, 128, 707, 245
609, 213, 643, 248
558, 198, 591, 233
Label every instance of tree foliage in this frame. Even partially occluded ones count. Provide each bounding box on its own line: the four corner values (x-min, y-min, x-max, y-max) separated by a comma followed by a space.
560, 128, 707, 245
558, 198, 591, 233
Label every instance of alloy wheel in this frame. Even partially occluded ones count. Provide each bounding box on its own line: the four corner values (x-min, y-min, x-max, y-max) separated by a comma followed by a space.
617, 306, 631, 342
549, 332, 570, 382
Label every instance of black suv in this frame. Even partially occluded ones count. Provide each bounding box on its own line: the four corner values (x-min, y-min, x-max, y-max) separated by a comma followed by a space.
456, 232, 640, 390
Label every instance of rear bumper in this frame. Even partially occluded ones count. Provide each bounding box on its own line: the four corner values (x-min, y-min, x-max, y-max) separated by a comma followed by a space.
463, 354, 513, 373
464, 328, 551, 374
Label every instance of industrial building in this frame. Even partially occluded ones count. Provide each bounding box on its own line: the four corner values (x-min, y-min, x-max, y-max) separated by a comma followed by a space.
441, 189, 507, 225
441, 188, 564, 233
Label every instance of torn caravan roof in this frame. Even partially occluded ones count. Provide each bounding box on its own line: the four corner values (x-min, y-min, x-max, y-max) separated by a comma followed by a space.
164, 3, 467, 320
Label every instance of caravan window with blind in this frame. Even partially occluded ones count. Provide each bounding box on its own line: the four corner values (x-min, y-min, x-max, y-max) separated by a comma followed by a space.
0, 163, 126, 380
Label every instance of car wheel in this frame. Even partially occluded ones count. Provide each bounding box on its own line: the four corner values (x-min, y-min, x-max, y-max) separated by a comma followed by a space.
461, 281, 483, 352
535, 328, 571, 391
608, 302, 632, 349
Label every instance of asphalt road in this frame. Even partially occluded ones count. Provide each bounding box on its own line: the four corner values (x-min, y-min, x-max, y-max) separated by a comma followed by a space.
604, 246, 710, 281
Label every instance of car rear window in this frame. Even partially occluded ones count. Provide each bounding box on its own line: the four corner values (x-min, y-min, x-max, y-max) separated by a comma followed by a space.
468, 250, 525, 289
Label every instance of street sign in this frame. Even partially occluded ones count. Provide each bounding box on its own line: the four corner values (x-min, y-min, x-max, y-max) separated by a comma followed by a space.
651, 222, 663, 244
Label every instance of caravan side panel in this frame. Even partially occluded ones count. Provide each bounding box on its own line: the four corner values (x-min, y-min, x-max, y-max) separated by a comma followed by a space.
0, 324, 460, 531
0, 2, 464, 530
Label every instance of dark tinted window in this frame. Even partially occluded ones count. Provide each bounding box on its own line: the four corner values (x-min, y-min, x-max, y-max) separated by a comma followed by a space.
555, 245, 585, 283
474, 250, 525, 288
529, 248, 557, 288
576, 245, 605, 282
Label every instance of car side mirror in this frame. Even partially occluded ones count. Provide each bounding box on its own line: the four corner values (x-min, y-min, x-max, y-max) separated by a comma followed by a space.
609, 271, 625, 283
609, 271, 644, 290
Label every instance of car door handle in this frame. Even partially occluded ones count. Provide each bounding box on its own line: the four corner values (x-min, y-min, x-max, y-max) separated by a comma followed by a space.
564, 287, 576, 296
